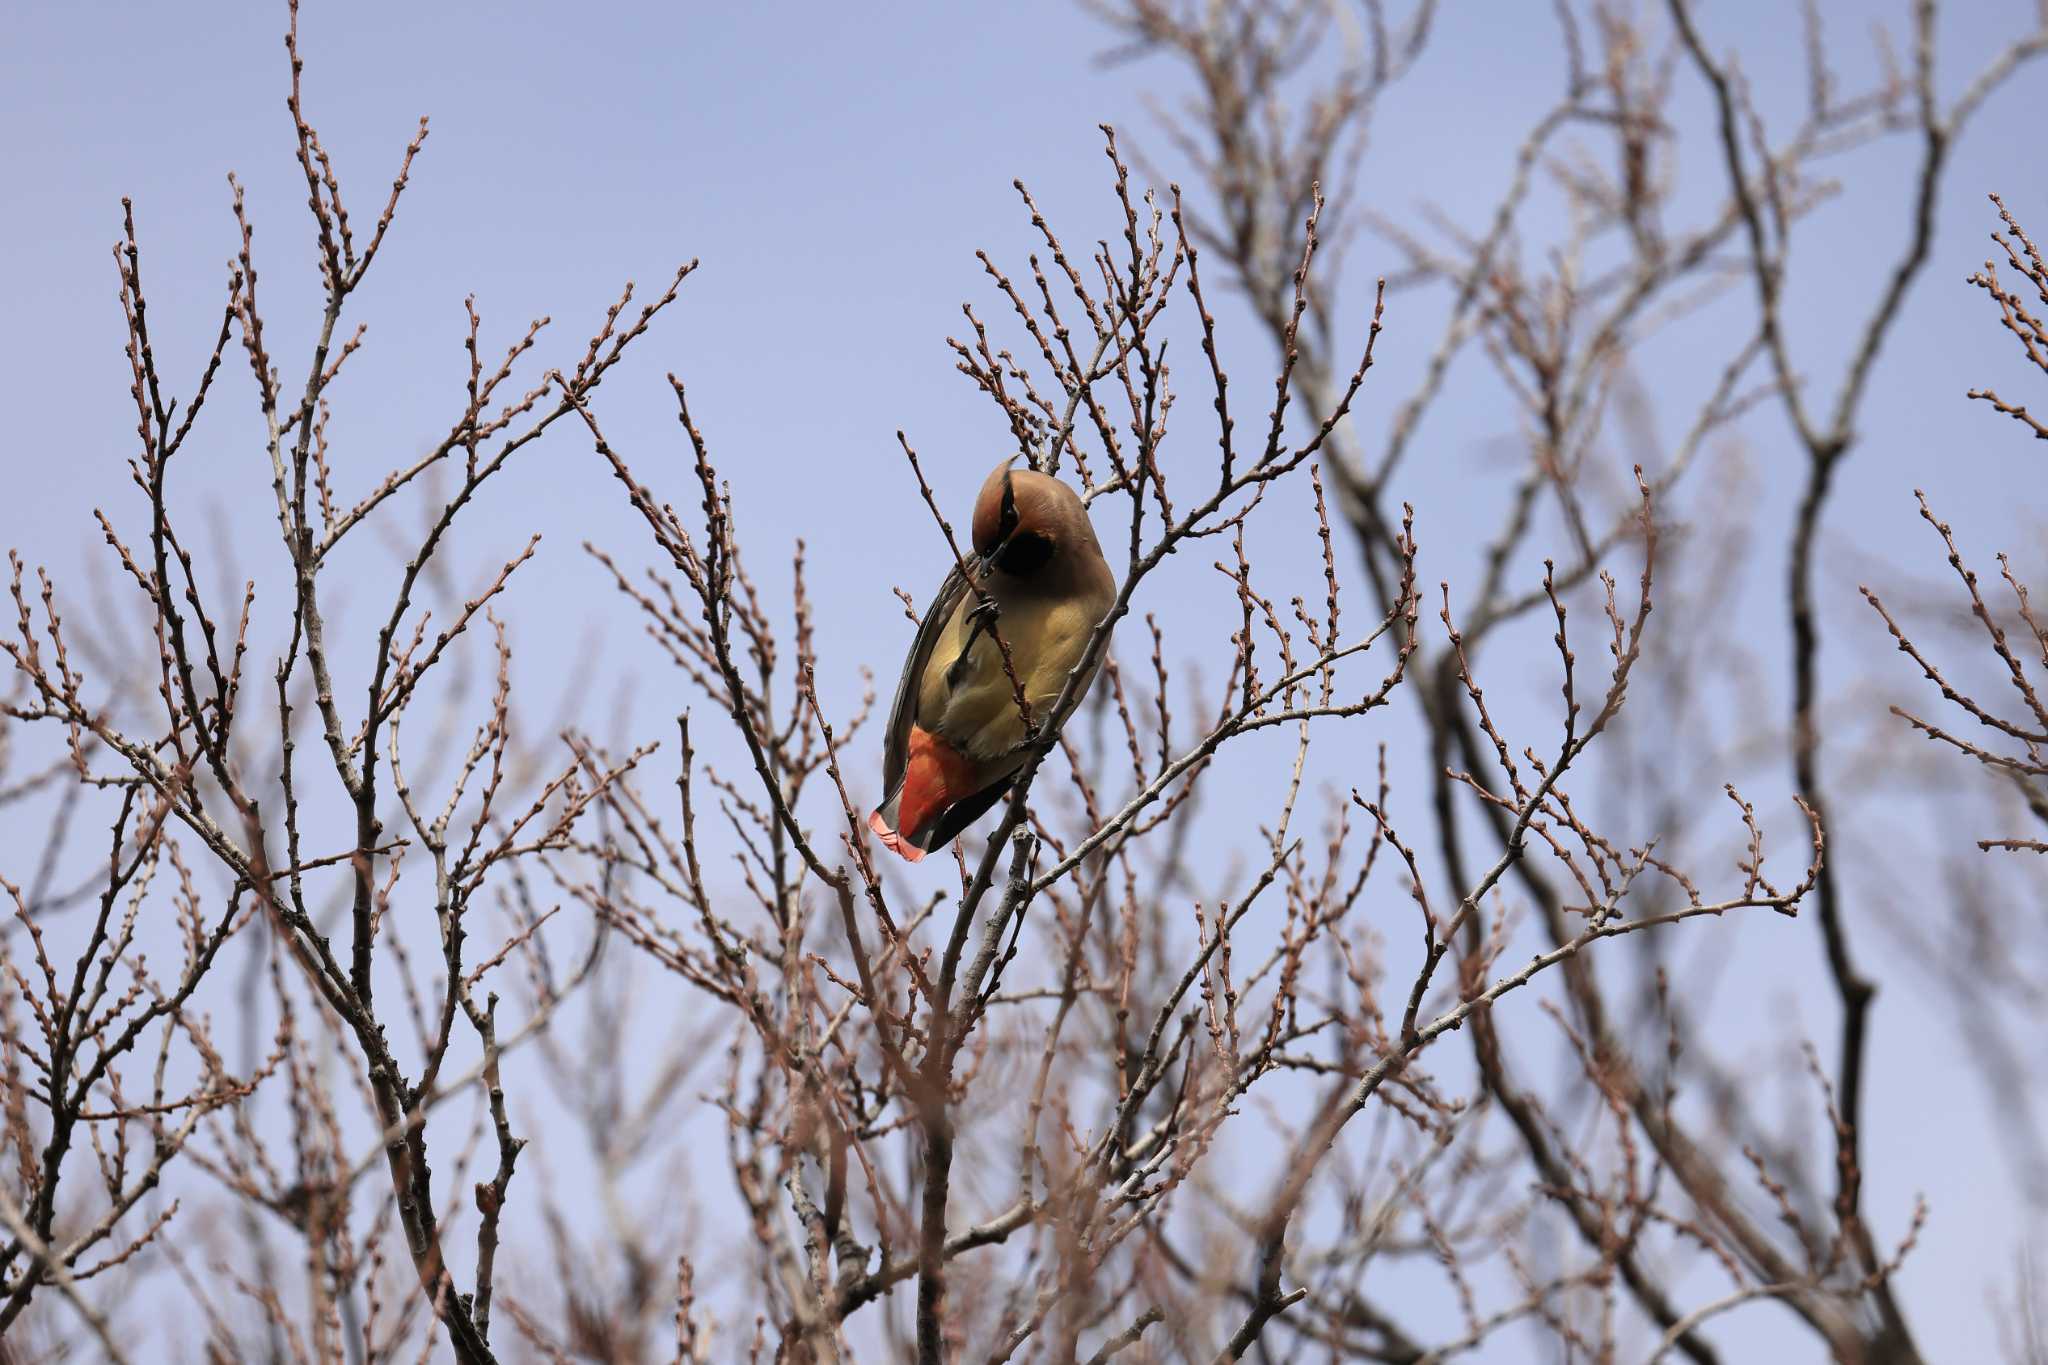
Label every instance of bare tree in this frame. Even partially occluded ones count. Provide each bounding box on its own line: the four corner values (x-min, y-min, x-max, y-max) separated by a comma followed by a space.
1864, 192, 2048, 1363
4, 2, 2043, 1362
1069, 1, 2046, 1362
2, 2, 688, 1357
556, 116, 1835, 1360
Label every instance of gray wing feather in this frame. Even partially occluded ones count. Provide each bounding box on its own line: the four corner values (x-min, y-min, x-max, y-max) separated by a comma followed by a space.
880, 563, 971, 797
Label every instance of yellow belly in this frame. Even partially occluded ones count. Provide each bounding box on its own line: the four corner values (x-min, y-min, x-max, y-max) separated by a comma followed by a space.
918, 590, 1104, 762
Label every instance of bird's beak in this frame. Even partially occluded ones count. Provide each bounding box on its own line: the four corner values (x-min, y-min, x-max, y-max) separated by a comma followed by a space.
976, 528, 1019, 578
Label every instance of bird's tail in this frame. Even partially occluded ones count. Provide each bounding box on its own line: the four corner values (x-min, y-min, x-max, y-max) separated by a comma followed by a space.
867, 797, 926, 863
870, 726, 984, 863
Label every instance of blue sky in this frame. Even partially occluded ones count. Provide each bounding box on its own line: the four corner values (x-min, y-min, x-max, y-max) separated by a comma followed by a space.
5, 1, 2047, 1358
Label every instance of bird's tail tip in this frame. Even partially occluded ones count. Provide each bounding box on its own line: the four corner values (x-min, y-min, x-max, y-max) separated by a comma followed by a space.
868, 809, 926, 864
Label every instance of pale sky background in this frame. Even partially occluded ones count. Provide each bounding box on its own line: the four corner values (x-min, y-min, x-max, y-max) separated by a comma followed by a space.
4, 1, 2047, 1360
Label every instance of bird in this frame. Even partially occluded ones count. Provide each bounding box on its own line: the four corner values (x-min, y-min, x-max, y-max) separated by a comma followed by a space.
869, 459, 1118, 862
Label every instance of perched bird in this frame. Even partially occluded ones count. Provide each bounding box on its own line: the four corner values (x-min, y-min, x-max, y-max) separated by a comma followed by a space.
869, 459, 1118, 862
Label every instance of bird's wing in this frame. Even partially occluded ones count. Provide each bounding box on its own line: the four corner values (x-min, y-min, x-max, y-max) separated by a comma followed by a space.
919, 773, 1015, 854
880, 561, 972, 799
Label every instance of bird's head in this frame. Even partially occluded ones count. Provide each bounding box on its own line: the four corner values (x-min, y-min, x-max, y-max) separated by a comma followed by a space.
969, 457, 1088, 581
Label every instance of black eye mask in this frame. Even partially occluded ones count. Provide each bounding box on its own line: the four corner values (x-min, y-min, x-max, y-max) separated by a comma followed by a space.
997, 476, 1020, 541
988, 475, 1054, 576
995, 530, 1054, 576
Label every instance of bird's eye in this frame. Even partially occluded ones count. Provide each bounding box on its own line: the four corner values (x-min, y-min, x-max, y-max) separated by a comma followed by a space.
996, 531, 1053, 576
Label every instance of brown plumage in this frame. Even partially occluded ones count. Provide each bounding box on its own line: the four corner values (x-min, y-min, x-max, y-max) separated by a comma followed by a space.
869, 460, 1118, 862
